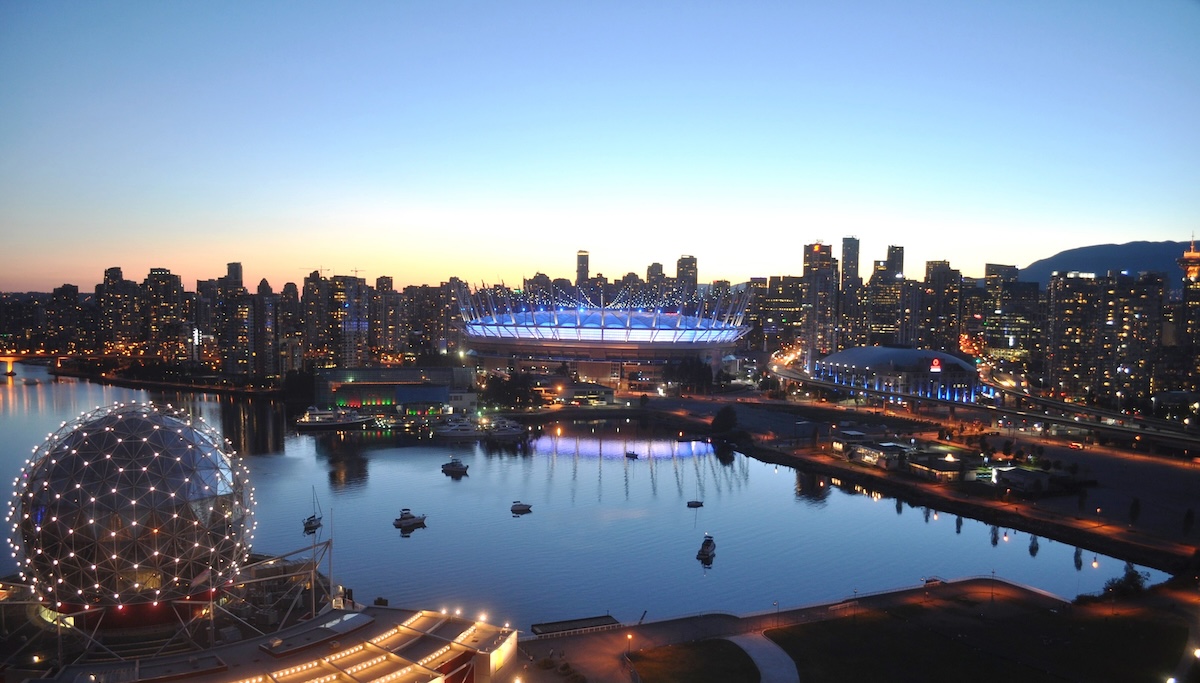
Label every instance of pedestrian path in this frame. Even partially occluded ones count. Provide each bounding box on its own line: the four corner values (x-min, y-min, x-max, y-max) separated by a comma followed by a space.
724, 633, 800, 683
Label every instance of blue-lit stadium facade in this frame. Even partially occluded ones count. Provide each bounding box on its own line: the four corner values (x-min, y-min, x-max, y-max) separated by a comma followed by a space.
809, 346, 988, 403
458, 284, 751, 388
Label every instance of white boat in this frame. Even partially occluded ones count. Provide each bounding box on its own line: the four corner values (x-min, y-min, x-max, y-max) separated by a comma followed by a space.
696, 534, 716, 561
433, 418, 481, 439
303, 486, 323, 535
510, 500, 532, 514
393, 508, 427, 530
295, 407, 376, 431
483, 418, 525, 440
441, 457, 469, 476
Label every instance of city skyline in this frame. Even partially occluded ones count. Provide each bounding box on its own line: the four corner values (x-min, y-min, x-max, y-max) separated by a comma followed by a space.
3, 2, 1198, 292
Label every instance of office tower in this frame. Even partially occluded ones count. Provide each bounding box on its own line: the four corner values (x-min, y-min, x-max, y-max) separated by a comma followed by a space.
576, 251, 589, 287
840, 237, 860, 291
919, 261, 962, 352
886, 245, 904, 277
761, 276, 804, 349
986, 279, 1040, 362
802, 243, 839, 367
984, 264, 1019, 313
867, 260, 902, 345
838, 237, 866, 350
677, 255, 698, 297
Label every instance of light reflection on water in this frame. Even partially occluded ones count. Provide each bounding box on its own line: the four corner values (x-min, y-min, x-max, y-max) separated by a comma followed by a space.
0, 365, 1167, 631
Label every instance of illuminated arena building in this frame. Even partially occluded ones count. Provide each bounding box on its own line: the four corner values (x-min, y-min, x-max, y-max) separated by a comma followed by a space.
458, 284, 752, 390
808, 346, 986, 403
7, 402, 255, 627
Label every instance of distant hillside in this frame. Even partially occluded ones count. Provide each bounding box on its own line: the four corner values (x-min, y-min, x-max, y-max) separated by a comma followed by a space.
1021, 241, 1188, 288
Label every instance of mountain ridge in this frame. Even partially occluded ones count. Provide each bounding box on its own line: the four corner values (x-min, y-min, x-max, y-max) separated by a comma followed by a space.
1019, 240, 1188, 288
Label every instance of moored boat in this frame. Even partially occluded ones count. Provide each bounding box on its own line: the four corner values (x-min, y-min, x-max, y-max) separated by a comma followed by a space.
295, 407, 376, 431
433, 417, 481, 439
441, 457, 469, 476
393, 508, 427, 530
510, 500, 532, 514
303, 486, 323, 535
687, 500, 704, 508
696, 534, 716, 562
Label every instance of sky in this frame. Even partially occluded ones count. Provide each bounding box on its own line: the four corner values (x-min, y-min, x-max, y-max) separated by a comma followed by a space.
2, 1, 1198, 293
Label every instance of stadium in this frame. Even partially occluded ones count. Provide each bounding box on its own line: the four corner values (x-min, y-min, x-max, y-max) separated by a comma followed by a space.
458, 283, 752, 391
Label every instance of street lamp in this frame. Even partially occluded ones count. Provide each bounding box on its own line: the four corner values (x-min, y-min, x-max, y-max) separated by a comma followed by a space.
626, 633, 632, 655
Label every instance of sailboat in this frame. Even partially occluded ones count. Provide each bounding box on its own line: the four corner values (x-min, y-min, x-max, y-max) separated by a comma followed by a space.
303, 486, 323, 535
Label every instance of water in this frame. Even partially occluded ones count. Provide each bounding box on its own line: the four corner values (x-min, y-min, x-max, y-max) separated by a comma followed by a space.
0, 364, 1165, 631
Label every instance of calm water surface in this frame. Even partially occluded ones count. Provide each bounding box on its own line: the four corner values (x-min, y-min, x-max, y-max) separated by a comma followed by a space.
0, 365, 1166, 631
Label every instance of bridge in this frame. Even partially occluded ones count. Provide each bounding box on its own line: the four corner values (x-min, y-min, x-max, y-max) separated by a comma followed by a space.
0, 353, 60, 375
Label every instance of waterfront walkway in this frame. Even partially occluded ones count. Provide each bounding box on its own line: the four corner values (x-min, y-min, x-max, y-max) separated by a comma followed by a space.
508, 577, 1056, 683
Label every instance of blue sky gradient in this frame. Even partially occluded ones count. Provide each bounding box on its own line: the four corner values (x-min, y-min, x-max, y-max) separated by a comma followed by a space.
2, 1, 1198, 291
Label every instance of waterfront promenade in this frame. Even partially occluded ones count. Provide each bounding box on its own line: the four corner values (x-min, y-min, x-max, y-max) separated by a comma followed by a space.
509, 576, 1199, 683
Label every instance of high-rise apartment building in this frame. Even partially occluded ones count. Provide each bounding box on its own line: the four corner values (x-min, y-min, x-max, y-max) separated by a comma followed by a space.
141, 267, 187, 360
801, 243, 839, 367
44, 284, 82, 354
1046, 272, 1101, 398
331, 275, 370, 368
1098, 272, 1163, 403
918, 261, 961, 352
97, 267, 141, 352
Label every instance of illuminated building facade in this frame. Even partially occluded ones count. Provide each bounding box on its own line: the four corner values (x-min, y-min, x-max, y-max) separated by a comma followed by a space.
809, 346, 982, 403
458, 283, 751, 389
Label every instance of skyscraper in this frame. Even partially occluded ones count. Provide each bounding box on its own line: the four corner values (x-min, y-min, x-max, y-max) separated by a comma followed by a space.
918, 261, 961, 352
839, 237, 866, 349
802, 243, 838, 367
677, 255, 698, 296
576, 251, 589, 287
886, 245, 904, 277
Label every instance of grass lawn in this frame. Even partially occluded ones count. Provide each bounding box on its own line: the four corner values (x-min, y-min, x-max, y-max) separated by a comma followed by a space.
766, 599, 1188, 683
629, 638, 760, 683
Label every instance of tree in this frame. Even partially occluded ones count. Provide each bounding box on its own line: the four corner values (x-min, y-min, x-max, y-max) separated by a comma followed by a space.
639, 394, 650, 409
711, 405, 738, 433
1104, 562, 1149, 597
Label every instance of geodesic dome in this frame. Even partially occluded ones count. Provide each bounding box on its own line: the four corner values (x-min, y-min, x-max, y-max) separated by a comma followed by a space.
7, 402, 254, 610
